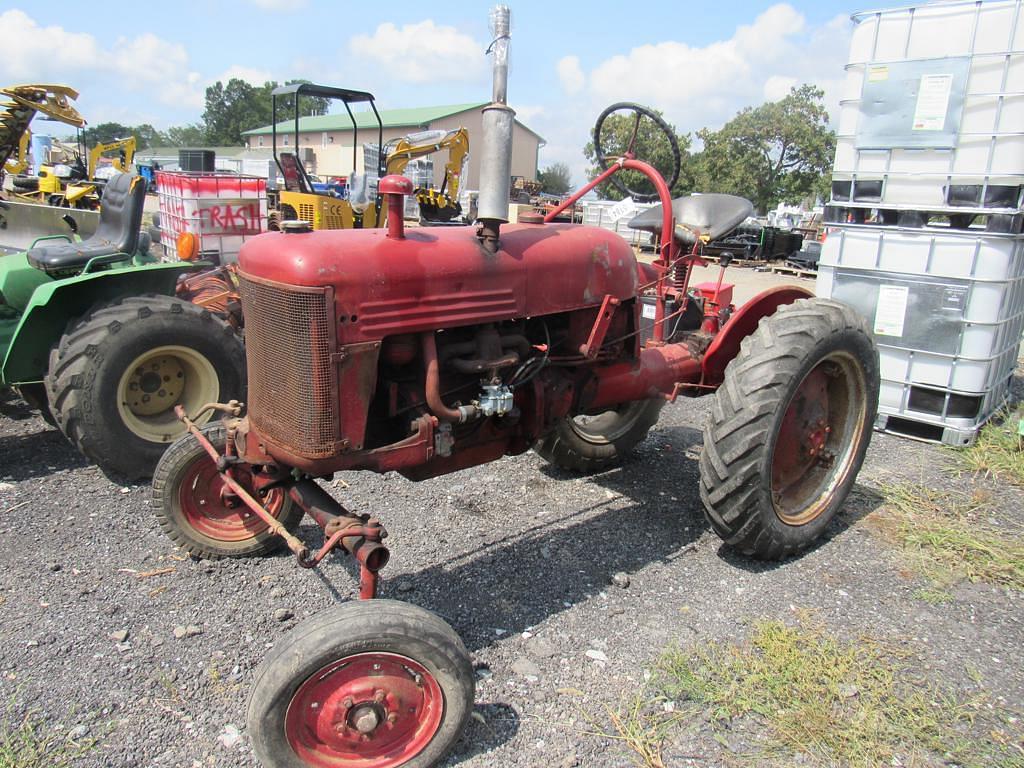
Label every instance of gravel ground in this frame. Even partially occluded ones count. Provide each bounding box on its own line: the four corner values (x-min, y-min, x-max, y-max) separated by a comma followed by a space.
1, 369, 1022, 767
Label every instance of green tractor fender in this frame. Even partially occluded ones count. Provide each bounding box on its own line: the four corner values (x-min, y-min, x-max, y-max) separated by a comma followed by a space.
2, 261, 207, 386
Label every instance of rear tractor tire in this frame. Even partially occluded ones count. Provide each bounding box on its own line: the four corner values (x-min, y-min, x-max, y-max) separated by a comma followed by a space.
534, 398, 664, 472
699, 297, 879, 560
45, 294, 245, 480
152, 423, 302, 558
248, 600, 475, 768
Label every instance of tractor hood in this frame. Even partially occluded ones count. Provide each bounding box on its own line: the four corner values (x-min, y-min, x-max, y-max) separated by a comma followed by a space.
237, 223, 639, 343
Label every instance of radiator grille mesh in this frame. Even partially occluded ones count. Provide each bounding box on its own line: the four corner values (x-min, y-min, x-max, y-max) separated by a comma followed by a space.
239, 275, 337, 458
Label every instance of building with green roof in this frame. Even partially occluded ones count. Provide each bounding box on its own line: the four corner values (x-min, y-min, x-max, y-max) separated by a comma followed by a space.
241, 102, 543, 191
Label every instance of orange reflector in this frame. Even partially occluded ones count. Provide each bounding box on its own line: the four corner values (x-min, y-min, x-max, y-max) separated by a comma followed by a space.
176, 232, 199, 261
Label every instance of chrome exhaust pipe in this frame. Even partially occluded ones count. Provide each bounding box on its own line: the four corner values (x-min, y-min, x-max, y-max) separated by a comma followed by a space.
477, 5, 515, 250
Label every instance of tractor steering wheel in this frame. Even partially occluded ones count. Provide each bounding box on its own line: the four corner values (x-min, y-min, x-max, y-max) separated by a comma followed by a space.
593, 102, 681, 203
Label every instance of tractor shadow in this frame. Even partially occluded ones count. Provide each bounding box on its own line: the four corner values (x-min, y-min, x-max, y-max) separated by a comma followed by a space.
400, 425, 709, 650
389, 422, 885, 637
0, 423, 88, 481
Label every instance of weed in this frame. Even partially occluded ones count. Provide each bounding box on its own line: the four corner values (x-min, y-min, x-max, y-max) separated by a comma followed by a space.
0, 709, 97, 768
952, 407, 1024, 486
578, 690, 682, 768
652, 616, 1018, 767
874, 483, 1024, 589
913, 586, 954, 604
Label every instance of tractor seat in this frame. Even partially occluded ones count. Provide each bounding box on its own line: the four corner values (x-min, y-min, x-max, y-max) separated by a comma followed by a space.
27, 173, 146, 276
627, 193, 754, 245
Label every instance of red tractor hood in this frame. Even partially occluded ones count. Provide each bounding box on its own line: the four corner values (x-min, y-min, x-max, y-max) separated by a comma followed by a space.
237, 222, 640, 342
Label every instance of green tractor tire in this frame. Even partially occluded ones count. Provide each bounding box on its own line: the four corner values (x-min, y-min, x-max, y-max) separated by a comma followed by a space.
45, 294, 245, 480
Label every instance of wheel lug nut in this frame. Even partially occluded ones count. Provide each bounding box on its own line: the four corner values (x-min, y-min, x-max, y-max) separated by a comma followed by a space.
342, 697, 354, 710
373, 689, 385, 703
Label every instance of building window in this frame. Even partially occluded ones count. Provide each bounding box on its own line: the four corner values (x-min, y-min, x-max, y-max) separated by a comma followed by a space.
258, 137, 264, 148
322, 132, 328, 148
283, 136, 289, 146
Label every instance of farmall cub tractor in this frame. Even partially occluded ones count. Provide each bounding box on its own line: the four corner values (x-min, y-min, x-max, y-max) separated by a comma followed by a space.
152, 10, 879, 766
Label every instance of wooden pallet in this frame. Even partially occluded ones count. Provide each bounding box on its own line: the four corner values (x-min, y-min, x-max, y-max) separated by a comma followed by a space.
769, 264, 818, 279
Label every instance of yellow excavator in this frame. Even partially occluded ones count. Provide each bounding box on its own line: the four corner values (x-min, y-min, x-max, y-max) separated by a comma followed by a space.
30, 134, 136, 209
268, 83, 471, 230
383, 127, 469, 222
1, 84, 86, 189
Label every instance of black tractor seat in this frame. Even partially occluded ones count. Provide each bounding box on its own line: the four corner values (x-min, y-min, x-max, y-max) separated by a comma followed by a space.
628, 193, 754, 246
27, 172, 146, 276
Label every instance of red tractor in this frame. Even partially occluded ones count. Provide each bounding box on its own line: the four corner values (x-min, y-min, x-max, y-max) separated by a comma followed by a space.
151, 11, 878, 767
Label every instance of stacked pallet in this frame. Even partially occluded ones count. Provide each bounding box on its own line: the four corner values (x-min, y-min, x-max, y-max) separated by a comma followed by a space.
817, 0, 1024, 445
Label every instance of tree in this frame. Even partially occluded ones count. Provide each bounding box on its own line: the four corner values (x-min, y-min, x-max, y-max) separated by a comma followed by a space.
691, 84, 835, 213
164, 123, 208, 147
202, 78, 332, 146
537, 162, 572, 195
131, 123, 166, 149
582, 109, 692, 201
82, 122, 133, 146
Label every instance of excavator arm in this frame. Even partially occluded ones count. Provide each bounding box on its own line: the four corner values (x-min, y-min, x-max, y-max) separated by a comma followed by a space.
87, 136, 137, 179
383, 128, 469, 221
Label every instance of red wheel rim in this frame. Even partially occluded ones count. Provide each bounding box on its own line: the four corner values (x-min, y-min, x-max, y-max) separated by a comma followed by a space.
285, 652, 444, 768
770, 352, 867, 525
177, 457, 284, 541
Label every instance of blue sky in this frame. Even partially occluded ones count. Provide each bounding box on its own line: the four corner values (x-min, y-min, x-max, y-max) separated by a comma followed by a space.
3, 1, 860, 182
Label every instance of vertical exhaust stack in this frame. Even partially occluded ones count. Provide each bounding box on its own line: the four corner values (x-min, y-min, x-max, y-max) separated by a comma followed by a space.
477, 5, 515, 253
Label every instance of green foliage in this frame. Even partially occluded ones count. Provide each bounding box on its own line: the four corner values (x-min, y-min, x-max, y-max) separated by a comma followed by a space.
163, 123, 208, 147
582, 109, 691, 201
653, 616, 1017, 767
952, 406, 1024, 486
875, 483, 1024, 589
0, 709, 98, 768
537, 162, 572, 195
692, 84, 835, 213
203, 78, 330, 146
82, 122, 133, 146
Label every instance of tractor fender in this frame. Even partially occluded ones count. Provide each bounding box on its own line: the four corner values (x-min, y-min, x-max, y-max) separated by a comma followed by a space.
2, 261, 206, 386
700, 285, 814, 387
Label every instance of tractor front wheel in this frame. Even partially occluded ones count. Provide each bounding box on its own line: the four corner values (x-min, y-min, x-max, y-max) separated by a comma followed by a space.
248, 600, 475, 768
45, 294, 245, 480
699, 298, 878, 560
534, 398, 664, 472
152, 423, 302, 558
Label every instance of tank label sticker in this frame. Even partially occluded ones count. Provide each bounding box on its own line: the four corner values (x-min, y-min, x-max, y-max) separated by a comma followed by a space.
873, 284, 909, 337
868, 66, 889, 83
608, 196, 637, 223
912, 74, 953, 131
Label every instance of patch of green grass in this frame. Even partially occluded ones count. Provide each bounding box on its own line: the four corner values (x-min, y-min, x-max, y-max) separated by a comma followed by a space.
652, 617, 1018, 767
952, 407, 1024, 486
875, 483, 1024, 589
913, 586, 955, 604
0, 710, 97, 768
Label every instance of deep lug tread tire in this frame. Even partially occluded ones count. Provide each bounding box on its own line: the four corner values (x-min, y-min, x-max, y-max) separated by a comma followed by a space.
151, 424, 302, 559
699, 297, 879, 560
534, 398, 664, 472
45, 294, 245, 480
247, 600, 475, 768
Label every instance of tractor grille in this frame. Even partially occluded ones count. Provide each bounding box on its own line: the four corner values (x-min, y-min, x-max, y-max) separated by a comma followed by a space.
238, 274, 338, 459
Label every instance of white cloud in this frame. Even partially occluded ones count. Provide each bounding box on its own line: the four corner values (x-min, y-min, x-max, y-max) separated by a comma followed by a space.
348, 20, 485, 83
763, 75, 798, 101
537, 3, 853, 185
585, 3, 836, 129
0, 10, 204, 112
557, 55, 584, 95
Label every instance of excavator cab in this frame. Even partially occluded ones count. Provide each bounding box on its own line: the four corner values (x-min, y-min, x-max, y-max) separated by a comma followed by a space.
269, 83, 385, 230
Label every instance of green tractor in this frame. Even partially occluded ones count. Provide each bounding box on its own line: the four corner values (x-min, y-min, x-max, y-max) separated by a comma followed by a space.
0, 173, 244, 479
